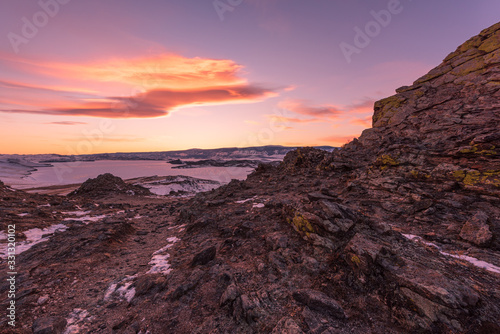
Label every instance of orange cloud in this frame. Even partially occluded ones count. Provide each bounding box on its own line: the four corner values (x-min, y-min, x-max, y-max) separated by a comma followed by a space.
35, 54, 248, 90
0, 54, 278, 119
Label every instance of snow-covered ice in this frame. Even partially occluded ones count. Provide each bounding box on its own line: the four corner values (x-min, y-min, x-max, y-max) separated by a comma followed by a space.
63, 309, 92, 334
0, 224, 68, 258
235, 196, 257, 204
104, 275, 137, 303
63, 214, 107, 224
147, 237, 180, 275
403, 234, 500, 274
444, 253, 500, 274
61, 210, 91, 216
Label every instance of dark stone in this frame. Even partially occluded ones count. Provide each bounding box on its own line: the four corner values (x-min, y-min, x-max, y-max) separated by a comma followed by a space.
293, 289, 346, 319
307, 192, 336, 201
134, 275, 168, 296
191, 246, 217, 266
32, 317, 67, 334
112, 318, 128, 330
170, 269, 204, 300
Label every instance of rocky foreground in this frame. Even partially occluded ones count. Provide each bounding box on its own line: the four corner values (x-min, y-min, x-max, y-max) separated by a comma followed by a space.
1, 23, 500, 334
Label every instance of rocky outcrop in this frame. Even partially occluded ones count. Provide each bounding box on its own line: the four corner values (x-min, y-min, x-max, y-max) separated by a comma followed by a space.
459, 211, 493, 246
68, 173, 152, 198
156, 22, 500, 333
313, 22, 500, 251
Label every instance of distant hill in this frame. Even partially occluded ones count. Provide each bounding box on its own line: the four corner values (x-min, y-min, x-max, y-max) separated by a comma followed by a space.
32, 145, 337, 162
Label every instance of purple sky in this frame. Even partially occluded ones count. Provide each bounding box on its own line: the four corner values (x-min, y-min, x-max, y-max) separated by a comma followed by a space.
0, 0, 499, 154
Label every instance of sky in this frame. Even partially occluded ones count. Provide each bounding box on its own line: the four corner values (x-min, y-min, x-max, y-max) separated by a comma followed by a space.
0, 0, 499, 155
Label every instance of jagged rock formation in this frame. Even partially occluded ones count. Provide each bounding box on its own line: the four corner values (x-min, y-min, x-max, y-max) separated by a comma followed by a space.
68, 173, 152, 198
158, 22, 500, 333
314, 22, 500, 250
0, 23, 499, 334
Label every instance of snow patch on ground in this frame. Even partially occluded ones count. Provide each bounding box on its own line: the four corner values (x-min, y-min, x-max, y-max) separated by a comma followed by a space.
167, 224, 185, 231
403, 234, 440, 249
235, 196, 258, 204
403, 234, 500, 274
234, 196, 265, 208
134, 175, 223, 196
0, 224, 68, 258
61, 210, 91, 216
104, 275, 137, 303
63, 308, 92, 334
147, 237, 180, 275
63, 214, 107, 224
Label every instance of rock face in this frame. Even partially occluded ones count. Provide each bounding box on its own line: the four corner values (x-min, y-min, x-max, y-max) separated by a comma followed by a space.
68, 173, 152, 198
459, 211, 493, 246
32, 316, 67, 334
1, 23, 499, 334
157, 22, 500, 333
315, 21, 500, 251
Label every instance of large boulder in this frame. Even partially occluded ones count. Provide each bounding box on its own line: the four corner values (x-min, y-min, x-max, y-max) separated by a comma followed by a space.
68, 173, 152, 198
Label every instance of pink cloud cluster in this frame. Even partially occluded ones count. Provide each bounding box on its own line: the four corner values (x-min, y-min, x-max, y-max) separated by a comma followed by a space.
0, 54, 277, 118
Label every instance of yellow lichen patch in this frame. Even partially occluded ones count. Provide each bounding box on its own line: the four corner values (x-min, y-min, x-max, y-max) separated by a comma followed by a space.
478, 31, 500, 53
410, 170, 430, 179
288, 212, 315, 237
296, 148, 304, 160
459, 145, 478, 154
459, 35, 483, 53
373, 95, 407, 125
350, 254, 361, 267
454, 170, 500, 188
477, 150, 498, 156
460, 144, 498, 156
414, 90, 425, 98
375, 154, 400, 171
463, 171, 481, 186
482, 170, 500, 187
452, 170, 466, 180
451, 57, 486, 76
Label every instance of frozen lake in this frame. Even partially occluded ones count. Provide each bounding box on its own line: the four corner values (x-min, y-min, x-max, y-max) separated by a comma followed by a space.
4, 160, 255, 189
